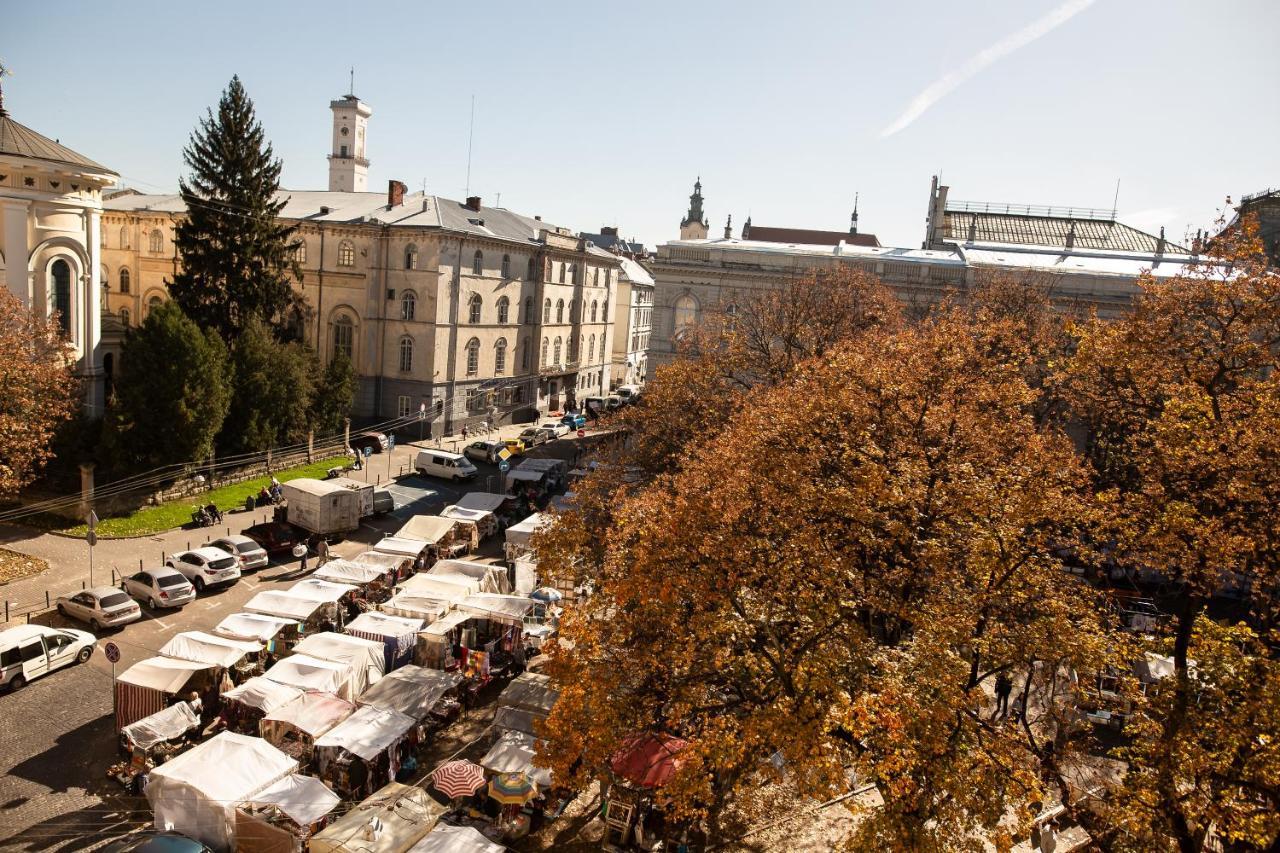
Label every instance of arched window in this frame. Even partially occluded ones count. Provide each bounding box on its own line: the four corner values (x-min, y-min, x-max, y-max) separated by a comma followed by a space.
558, 263, 565, 284
401, 291, 417, 321
404, 244, 418, 270
471, 250, 483, 275
494, 338, 507, 375
468, 293, 482, 324
101, 266, 110, 291
602, 298, 609, 320
501, 254, 511, 278
119, 268, 131, 294
497, 296, 509, 324
51, 260, 72, 335
338, 240, 355, 267
521, 337, 530, 369
399, 336, 414, 372
543, 299, 551, 323
148, 294, 163, 315
332, 314, 354, 362
541, 337, 549, 366
553, 337, 562, 364
568, 263, 577, 284
148, 229, 163, 254
120, 308, 130, 327
293, 241, 307, 264
673, 294, 699, 336
465, 338, 480, 376
524, 296, 534, 325
589, 334, 595, 363
591, 300, 598, 322
119, 226, 130, 250
556, 299, 564, 323
527, 257, 536, 280
569, 300, 578, 323
594, 267, 600, 287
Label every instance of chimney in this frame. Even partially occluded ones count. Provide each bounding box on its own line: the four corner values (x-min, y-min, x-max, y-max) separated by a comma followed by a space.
967, 213, 977, 243
1065, 219, 1076, 250
1156, 226, 1166, 256
601, 226, 618, 236
534, 215, 541, 221
319, 206, 331, 215
386, 179, 407, 209
465, 196, 482, 212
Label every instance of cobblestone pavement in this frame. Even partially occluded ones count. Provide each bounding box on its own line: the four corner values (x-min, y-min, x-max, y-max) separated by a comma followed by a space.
0, 427, 591, 848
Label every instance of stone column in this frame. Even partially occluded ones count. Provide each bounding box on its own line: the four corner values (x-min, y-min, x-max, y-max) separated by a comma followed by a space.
82, 207, 104, 416
1, 199, 31, 305
79, 462, 96, 521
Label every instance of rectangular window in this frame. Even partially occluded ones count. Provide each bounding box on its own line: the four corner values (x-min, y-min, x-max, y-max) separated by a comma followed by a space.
398, 395, 412, 417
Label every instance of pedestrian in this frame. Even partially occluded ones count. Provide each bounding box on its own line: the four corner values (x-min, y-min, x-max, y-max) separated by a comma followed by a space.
317, 537, 330, 567
462, 424, 469, 441
299, 548, 308, 574
995, 672, 1013, 719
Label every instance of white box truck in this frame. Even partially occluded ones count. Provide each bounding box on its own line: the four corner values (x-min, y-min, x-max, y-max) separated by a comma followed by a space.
328, 476, 375, 518
280, 478, 360, 536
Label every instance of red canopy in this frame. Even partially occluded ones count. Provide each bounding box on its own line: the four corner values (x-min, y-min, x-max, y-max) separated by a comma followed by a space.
610, 733, 688, 789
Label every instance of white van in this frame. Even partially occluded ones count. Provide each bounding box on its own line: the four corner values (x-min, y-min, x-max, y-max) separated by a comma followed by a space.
1, 624, 96, 691
415, 449, 478, 481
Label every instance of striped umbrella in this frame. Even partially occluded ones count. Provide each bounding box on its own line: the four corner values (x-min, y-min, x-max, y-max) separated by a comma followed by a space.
488, 772, 538, 806
430, 760, 486, 799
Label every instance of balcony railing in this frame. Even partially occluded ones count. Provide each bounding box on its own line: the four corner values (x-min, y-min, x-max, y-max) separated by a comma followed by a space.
539, 360, 580, 376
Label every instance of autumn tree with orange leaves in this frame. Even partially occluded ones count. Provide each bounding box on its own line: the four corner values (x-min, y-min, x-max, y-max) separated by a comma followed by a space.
0, 290, 78, 499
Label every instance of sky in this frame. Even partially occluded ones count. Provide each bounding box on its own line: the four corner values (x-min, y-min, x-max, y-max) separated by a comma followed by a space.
4, 1, 1277, 249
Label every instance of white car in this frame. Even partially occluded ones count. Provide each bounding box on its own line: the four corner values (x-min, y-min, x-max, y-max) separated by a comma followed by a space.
210, 534, 269, 571
55, 586, 142, 631
1, 625, 96, 691
120, 566, 196, 609
165, 546, 241, 592
538, 421, 571, 438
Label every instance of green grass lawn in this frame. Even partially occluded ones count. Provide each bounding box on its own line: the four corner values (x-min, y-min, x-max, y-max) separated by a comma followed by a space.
60, 456, 348, 539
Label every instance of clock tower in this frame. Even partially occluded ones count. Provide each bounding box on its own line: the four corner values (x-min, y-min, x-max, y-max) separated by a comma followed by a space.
328, 84, 371, 192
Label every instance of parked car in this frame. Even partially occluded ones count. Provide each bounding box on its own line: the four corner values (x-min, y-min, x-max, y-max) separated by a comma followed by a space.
241, 522, 304, 557
463, 440, 505, 465
373, 487, 395, 515
560, 413, 587, 430
1, 624, 96, 691
120, 567, 196, 610
605, 395, 624, 411
55, 586, 142, 631
102, 831, 214, 853
350, 431, 389, 455
414, 449, 478, 481
539, 420, 571, 438
518, 427, 550, 447
501, 438, 526, 457
165, 546, 241, 592
209, 534, 269, 571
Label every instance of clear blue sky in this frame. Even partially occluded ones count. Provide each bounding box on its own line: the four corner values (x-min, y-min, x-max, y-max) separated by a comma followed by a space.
5, 1, 1276, 249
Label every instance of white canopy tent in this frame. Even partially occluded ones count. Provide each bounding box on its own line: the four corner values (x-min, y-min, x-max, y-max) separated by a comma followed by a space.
244, 591, 325, 622
314, 704, 415, 763
115, 657, 216, 730
288, 577, 358, 603
292, 632, 385, 696
264, 654, 354, 700
214, 613, 298, 643
397, 572, 478, 601
353, 550, 413, 574
222, 677, 304, 714
498, 672, 559, 716
407, 824, 505, 853
396, 515, 458, 545
479, 729, 553, 788
120, 701, 200, 751
345, 611, 423, 672
146, 732, 297, 850
455, 593, 537, 627
381, 592, 453, 622
358, 665, 462, 721
261, 690, 355, 744
421, 610, 471, 639
440, 505, 491, 526
315, 558, 392, 586
504, 512, 551, 560
452, 492, 507, 513
512, 554, 538, 596
242, 772, 341, 827
373, 536, 432, 560
428, 559, 508, 594
160, 631, 263, 669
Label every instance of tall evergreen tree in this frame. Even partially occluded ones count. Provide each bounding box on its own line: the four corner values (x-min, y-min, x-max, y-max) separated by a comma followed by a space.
102, 302, 231, 473
309, 353, 357, 438
218, 317, 315, 456
170, 75, 300, 342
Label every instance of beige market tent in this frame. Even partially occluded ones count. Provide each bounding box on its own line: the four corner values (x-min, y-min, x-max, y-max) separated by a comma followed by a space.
146, 732, 297, 850
160, 631, 262, 669
115, 657, 215, 730
357, 665, 462, 722
264, 654, 354, 700
308, 781, 447, 853
479, 729, 553, 788
244, 591, 326, 622
288, 577, 358, 603
315, 558, 392, 586
215, 613, 299, 643
222, 676, 305, 715
292, 632, 386, 696
381, 592, 453, 622
260, 691, 355, 755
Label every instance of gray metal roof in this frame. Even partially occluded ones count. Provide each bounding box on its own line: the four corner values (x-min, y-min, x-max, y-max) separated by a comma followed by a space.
943, 209, 1186, 253
0, 115, 116, 175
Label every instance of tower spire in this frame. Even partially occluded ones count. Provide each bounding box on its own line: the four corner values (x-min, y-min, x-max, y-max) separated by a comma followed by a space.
851, 192, 859, 235
678, 176, 710, 240
349, 67, 355, 97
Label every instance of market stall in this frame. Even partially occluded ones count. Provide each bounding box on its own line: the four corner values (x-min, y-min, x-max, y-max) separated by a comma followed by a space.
415, 595, 534, 685
504, 512, 551, 562
214, 612, 300, 647
345, 611, 423, 672
315, 557, 395, 600
381, 591, 454, 623
264, 654, 356, 701
113, 701, 201, 790
289, 577, 359, 607
260, 690, 356, 764
441, 505, 498, 540
313, 704, 417, 799
415, 610, 471, 670
244, 590, 330, 629
221, 677, 306, 733
292, 631, 386, 697
498, 672, 559, 719
308, 781, 447, 853
159, 630, 264, 681
353, 549, 415, 583
480, 729, 552, 789
511, 554, 538, 597
408, 824, 505, 853
398, 515, 479, 559
603, 733, 700, 851
145, 731, 297, 850
114, 657, 217, 730
372, 535, 434, 568
358, 665, 464, 731
234, 772, 342, 853
429, 559, 510, 594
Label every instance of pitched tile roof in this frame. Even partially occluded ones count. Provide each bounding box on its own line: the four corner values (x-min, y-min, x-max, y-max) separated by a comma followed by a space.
0, 115, 116, 175
742, 225, 881, 248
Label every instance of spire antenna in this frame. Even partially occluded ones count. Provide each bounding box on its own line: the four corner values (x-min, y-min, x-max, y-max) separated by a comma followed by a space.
349, 67, 355, 97
0, 60, 11, 117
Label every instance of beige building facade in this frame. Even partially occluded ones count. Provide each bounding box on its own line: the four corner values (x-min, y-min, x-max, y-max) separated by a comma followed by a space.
610, 255, 653, 389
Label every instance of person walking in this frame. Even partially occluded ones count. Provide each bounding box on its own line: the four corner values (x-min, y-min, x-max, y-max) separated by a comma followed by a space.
461, 424, 469, 441
994, 672, 1014, 719
299, 547, 308, 574
317, 537, 330, 567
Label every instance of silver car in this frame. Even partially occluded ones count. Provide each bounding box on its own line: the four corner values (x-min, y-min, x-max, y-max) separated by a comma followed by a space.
165, 546, 241, 592
120, 567, 196, 609
210, 534, 270, 572
55, 586, 142, 631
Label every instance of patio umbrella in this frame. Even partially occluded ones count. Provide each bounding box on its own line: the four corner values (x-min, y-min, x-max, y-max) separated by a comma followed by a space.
530, 587, 562, 603
488, 772, 539, 806
430, 760, 487, 799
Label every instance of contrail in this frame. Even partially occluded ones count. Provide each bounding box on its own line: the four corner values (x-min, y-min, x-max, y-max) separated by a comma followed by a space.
880, 0, 1097, 138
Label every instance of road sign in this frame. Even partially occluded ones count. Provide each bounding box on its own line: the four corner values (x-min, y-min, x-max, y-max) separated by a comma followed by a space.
499, 460, 510, 473
86, 511, 98, 546
419, 402, 427, 421
497, 448, 511, 462
103, 642, 120, 663
363, 446, 373, 457
577, 429, 585, 438
387, 434, 396, 450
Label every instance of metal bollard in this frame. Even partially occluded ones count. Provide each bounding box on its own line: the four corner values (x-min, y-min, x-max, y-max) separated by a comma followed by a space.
45, 591, 49, 609
4, 600, 7, 622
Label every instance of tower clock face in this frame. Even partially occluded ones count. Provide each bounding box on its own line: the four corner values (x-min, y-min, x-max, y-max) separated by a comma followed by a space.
341, 126, 350, 136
